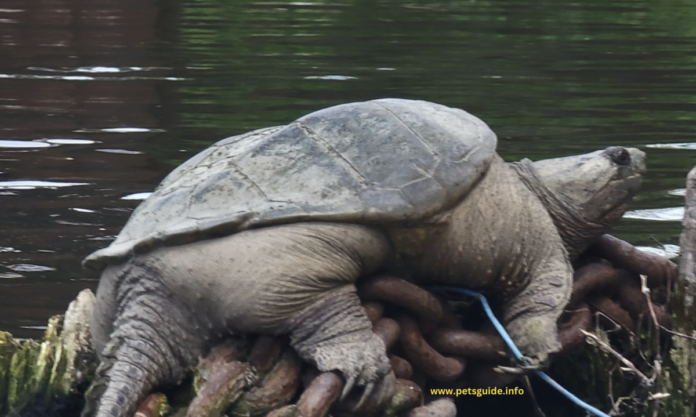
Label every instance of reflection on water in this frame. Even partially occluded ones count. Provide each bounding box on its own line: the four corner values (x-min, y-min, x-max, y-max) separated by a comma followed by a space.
0, 73, 187, 81
90, 127, 163, 133
1, 0, 695, 346
624, 206, 685, 221
0, 140, 51, 148
43, 139, 96, 145
636, 244, 681, 259
6, 264, 56, 273
0, 180, 89, 189
646, 142, 696, 150
121, 192, 153, 200
95, 148, 143, 155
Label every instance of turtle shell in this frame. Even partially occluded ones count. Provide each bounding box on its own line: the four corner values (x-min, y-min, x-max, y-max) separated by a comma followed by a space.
84, 99, 497, 270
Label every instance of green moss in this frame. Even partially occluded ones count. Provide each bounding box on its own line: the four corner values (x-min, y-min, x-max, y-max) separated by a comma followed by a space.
7, 339, 41, 416
0, 332, 19, 415
0, 312, 96, 417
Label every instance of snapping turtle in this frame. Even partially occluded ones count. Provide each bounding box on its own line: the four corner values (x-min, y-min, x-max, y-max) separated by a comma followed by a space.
83, 99, 645, 417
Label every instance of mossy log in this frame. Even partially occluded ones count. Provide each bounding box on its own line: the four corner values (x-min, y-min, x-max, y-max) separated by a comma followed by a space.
661, 166, 696, 417
0, 289, 96, 417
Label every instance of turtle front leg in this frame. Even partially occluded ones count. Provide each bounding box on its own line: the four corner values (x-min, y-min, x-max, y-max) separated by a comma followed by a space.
288, 286, 393, 402
502, 251, 573, 367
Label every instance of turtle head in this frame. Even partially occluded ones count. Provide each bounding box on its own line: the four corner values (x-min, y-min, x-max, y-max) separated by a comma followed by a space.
532, 146, 645, 224
514, 146, 646, 257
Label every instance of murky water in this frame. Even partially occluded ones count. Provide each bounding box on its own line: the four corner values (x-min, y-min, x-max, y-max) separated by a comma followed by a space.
1, 0, 695, 341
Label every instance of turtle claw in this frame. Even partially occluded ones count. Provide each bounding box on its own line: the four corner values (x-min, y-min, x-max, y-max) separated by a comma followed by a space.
494, 365, 525, 375
333, 372, 396, 414
494, 356, 545, 375
341, 376, 356, 401
355, 382, 375, 410
516, 355, 548, 371
520, 363, 543, 372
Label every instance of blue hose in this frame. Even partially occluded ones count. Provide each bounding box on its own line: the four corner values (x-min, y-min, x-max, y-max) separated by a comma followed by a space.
427, 285, 611, 417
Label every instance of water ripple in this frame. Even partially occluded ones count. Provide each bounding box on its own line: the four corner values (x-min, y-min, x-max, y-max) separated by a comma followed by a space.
6, 264, 56, 272
88, 236, 116, 241
623, 207, 684, 222
28, 66, 172, 73
0, 74, 186, 81
121, 192, 153, 200
75, 127, 164, 133
304, 75, 357, 80
96, 149, 143, 155
71, 208, 96, 213
0, 180, 89, 190
0, 140, 51, 149
636, 244, 680, 259
645, 143, 696, 150
55, 220, 101, 226
669, 189, 687, 196
42, 139, 96, 145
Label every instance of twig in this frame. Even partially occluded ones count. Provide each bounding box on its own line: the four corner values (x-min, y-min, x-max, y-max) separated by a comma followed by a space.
581, 330, 651, 385
641, 275, 661, 356
647, 236, 674, 301
521, 375, 546, 417
635, 313, 645, 356
610, 396, 631, 416
607, 361, 619, 413
591, 310, 628, 336
657, 325, 696, 341
648, 236, 667, 254
666, 272, 673, 309
640, 274, 664, 417
651, 360, 662, 417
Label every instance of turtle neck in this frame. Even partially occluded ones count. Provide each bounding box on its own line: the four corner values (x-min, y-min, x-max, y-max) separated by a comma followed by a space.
510, 159, 610, 260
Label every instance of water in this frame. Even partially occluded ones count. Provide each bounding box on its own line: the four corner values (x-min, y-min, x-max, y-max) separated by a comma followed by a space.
0, 0, 694, 342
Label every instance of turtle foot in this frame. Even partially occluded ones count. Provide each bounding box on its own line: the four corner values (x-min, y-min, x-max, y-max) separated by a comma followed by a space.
289, 288, 391, 393
505, 315, 561, 367
311, 331, 391, 388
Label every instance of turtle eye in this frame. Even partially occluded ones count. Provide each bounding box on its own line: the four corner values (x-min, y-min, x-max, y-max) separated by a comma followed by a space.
606, 147, 631, 166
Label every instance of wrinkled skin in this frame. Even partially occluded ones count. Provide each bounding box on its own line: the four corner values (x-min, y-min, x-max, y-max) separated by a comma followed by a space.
84, 147, 645, 417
